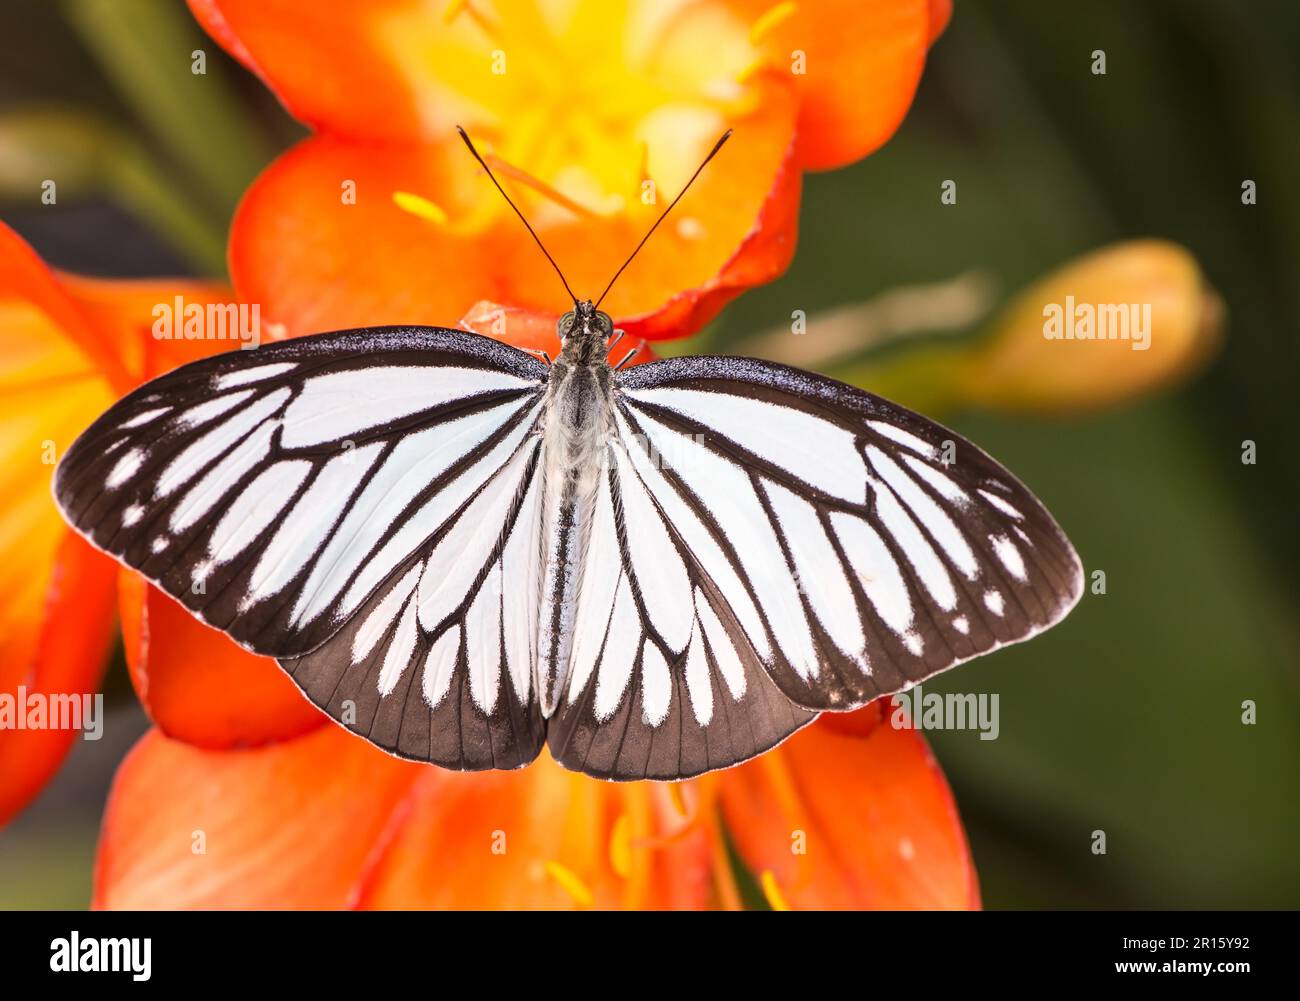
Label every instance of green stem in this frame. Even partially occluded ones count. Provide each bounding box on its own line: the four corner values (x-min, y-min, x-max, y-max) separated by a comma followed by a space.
105, 136, 228, 275
0, 106, 225, 274
62, 0, 273, 223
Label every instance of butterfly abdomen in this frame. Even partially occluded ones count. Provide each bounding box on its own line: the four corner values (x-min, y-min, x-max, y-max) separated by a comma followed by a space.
536, 359, 616, 717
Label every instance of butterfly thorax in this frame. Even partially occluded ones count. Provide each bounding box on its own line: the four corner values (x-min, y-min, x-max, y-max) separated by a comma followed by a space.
535, 303, 617, 716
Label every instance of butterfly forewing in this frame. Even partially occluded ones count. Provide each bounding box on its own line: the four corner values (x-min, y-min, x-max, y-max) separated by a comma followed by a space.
609, 355, 1083, 717
55, 326, 553, 769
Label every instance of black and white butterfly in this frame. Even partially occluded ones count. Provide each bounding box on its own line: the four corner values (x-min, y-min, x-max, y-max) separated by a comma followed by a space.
52, 131, 1082, 781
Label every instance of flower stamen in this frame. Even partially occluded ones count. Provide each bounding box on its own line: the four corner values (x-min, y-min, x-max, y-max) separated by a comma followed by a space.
392, 190, 449, 225
609, 814, 633, 879
543, 860, 595, 909
760, 869, 792, 911
442, 0, 502, 40
482, 154, 602, 219
750, 1, 798, 45
667, 781, 691, 819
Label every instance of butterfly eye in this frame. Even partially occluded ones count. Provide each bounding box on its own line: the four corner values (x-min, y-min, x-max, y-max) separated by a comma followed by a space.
558, 311, 576, 340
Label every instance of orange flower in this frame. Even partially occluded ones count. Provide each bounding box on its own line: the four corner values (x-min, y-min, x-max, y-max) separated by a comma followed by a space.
95, 706, 976, 909
188, 0, 949, 340
0, 223, 247, 823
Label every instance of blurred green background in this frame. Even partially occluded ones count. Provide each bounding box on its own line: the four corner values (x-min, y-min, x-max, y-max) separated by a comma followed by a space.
2, 0, 1297, 908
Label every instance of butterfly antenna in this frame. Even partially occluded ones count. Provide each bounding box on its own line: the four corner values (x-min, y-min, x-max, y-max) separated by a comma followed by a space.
595, 129, 732, 310
456, 126, 578, 307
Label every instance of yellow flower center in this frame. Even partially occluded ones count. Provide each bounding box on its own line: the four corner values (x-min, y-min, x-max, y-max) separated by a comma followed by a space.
379, 0, 768, 226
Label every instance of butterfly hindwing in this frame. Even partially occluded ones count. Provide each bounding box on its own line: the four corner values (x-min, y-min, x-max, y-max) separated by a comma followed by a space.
282, 435, 548, 769
545, 436, 816, 780
613, 355, 1084, 714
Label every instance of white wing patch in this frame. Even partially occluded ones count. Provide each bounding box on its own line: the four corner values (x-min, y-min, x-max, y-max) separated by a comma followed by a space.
566, 456, 622, 704
176, 390, 253, 430
170, 417, 278, 533
415, 439, 536, 632
639, 644, 672, 727
763, 480, 865, 659
500, 469, 542, 705
868, 420, 936, 459
282, 365, 533, 448
694, 595, 746, 700
611, 443, 693, 651
422, 626, 460, 708
868, 445, 979, 580
465, 564, 502, 714
157, 388, 290, 497
613, 413, 769, 661
119, 406, 171, 430
106, 448, 145, 489
980, 488, 1024, 520
830, 512, 914, 636
214, 362, 297, 390
594, 575, 639, 721
340, 438, 543, 713
991, 534, 1028, 581
624, 386, 867, 503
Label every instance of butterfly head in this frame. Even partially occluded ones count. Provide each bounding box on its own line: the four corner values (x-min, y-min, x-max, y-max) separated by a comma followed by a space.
558, 300, 617, 365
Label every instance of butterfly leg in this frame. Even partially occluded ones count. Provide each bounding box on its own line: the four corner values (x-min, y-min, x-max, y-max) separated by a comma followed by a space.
614, 341, 644, 370
523, 347, 553, 365
607, 328, 626, 351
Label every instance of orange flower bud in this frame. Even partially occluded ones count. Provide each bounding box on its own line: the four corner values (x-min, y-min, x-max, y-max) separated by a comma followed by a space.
956, 240, 1223, 415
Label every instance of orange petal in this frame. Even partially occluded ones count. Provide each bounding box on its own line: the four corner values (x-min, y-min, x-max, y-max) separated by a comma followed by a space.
719, 718, 979, 909
95, 726, 713, 909
0, 224, 243, 820
0, 222, 132, 391
56, 273, 241, 380
726, 0, 940, 171
358, 753, 712, 909
187, 0, 433, 141
229, 92, 798, 342
118, 573, 325, 749
0, 531, 117, 826
94, 725, 425, 909
0, 225, 123, 826
927, 0, 953, 44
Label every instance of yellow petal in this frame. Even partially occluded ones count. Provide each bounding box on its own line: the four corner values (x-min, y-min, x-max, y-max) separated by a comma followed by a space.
956, 240, 1223, 415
